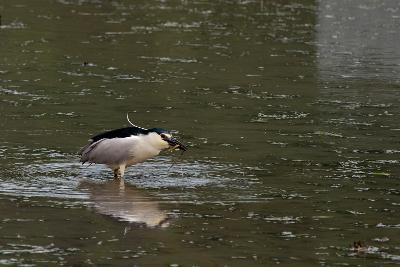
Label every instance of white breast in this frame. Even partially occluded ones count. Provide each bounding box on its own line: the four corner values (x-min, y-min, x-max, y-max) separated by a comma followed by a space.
127, 133, 169, 165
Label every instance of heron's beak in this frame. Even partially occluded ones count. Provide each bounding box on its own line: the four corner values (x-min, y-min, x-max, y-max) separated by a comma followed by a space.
166, 137, 187, 151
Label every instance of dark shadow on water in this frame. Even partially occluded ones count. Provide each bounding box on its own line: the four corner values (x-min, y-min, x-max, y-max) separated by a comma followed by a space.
78, 179, 170, 228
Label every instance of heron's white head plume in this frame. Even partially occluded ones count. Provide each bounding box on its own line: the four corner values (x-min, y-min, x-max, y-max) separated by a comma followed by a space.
126, 113, 148, 130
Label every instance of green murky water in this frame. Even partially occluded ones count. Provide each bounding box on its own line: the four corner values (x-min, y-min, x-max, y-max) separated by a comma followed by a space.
1, 0, 400, 266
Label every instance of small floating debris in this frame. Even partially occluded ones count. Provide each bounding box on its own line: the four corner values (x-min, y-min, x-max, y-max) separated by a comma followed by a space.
281, 231, 296, 238
82, 61, 96, 67
376, 223, 400, 229
139, 56, 198, 64
252, 111, 309, 122
370, 172, 391, 177
162, 21, 201, 29
264, 215, 301, 224
373, 237, 390, 243
0, 20, 26, 29
348, 241, 400, 261
346, 210, 365, 215
351, 241, 367, 253
313, 131, 343, 138
113, 74, 143, 80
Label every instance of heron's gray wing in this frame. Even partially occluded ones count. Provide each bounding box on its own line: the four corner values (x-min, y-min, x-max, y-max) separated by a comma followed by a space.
80, 137, 136, 166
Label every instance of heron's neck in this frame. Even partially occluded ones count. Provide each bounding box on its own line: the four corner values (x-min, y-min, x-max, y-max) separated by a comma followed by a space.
142, 132, 169, 151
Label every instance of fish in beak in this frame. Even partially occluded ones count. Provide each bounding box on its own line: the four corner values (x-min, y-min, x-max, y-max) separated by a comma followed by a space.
166, 136, 187, 151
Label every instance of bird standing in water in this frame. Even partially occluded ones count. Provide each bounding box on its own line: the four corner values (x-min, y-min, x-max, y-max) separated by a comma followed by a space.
79, 115, 187, 179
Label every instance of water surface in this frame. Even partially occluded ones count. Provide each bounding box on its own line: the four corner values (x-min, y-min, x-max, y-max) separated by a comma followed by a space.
1, 0, 400, 266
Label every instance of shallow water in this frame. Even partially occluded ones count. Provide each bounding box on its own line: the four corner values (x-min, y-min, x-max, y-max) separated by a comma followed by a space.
1, 0, 400, 266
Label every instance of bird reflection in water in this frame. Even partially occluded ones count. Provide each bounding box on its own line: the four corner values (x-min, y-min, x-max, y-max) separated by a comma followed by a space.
78, 179, 170, 228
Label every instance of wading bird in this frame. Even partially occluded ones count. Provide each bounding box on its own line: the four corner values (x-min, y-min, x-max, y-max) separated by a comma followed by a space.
79, 115, 187, 179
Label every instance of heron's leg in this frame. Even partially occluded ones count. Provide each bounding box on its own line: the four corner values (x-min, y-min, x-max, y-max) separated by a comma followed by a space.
119, 164, 126, 178
113, 168, 121, 179
113, 165, 126, 180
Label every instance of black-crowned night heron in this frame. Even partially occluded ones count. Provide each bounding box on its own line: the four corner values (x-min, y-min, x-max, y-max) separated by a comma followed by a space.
79, 115, 187, 179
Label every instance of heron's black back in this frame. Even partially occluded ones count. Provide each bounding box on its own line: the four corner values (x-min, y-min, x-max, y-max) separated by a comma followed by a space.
90, 127, 149, 142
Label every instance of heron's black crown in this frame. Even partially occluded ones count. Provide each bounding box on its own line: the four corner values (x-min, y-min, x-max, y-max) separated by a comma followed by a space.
148, 128, 170, 135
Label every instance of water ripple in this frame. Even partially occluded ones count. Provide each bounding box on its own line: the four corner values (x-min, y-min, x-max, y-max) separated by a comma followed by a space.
0, 157, 245, 201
